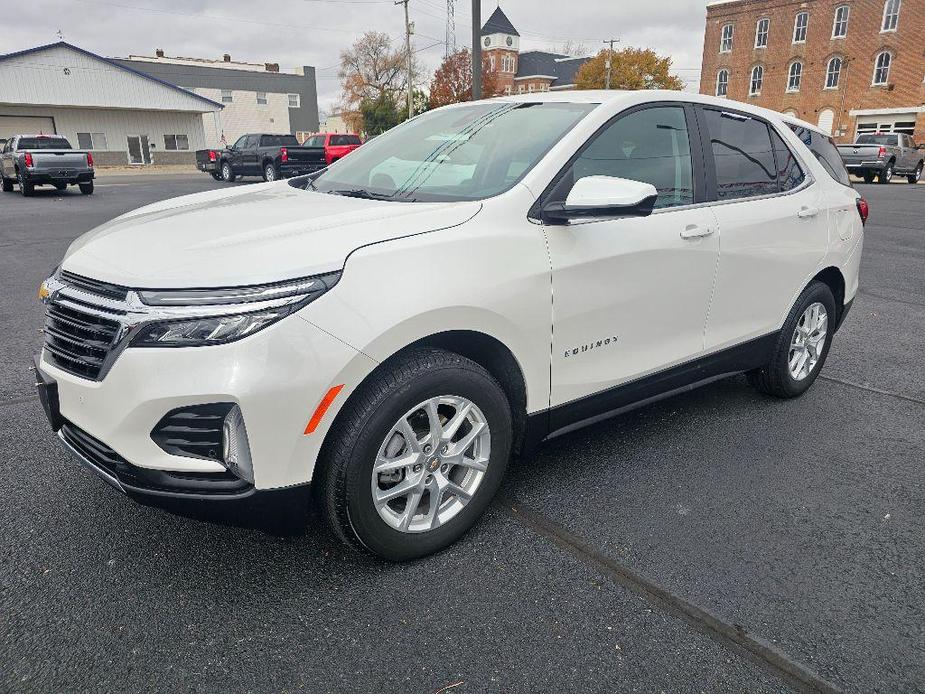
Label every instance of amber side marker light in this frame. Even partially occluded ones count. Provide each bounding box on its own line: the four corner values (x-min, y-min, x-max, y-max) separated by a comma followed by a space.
38, 281, 50, 301
304, 384, 345, 435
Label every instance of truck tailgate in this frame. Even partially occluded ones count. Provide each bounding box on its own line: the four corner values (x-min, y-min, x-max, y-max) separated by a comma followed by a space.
837, 145, 883, 167
31, 150, 90, 173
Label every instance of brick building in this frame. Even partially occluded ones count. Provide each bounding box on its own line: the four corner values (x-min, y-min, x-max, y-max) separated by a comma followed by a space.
481, 7, 590, 95
699, 0, 925, 142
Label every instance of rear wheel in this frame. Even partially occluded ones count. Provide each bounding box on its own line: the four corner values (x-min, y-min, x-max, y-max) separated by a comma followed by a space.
1, 176, 13, 192
17, 170, 33, 197
907, 162, 923, 184
878, 162, 894, 184
862, 171, 875, 184
747, 281, 836, 399
221, 162, 236, 182
318, 348, 512, 561
262, 162, 278, 182
78, 181, 94, 195
54, 183, 67, 191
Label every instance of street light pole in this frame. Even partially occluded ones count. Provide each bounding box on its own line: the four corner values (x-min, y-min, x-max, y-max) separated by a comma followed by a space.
471, 0, 481, 100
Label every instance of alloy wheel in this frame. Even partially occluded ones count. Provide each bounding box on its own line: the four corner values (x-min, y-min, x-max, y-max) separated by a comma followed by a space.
265, 165, 276, 181
371, 395, 491, 533
788, 302, 828, 381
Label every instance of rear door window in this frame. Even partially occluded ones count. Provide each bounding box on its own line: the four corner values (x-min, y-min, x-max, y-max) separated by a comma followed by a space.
702, 109, 777, 200
331, 134, 362, 146
260, 134, 299, 147
787, 124, 851, 187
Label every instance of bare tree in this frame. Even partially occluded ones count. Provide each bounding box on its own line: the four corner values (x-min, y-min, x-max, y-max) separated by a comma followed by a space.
555, 40, 590, 57
338, 31, 421, 116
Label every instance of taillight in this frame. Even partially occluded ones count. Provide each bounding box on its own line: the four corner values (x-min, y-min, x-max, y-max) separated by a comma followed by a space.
209, 150, 217, 162
86, 152, 94, 167
280, 147, 288, 163
856, 197, 869, 225
23, 152, 33, 167
878, 146, 887, 157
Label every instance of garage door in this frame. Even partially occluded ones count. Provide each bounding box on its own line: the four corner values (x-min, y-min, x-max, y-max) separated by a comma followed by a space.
0, 115, 56, 139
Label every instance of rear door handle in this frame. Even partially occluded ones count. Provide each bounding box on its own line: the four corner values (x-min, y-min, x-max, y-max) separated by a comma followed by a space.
680, 224, 715, 239
797, 206, 820, 219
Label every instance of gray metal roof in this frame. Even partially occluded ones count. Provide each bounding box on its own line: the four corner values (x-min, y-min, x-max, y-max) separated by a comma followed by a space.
481, 7, 520, 36
516, 51, 590, 86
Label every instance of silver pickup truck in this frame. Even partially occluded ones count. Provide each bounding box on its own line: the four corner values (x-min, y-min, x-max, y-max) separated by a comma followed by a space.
1, 134, 95, 196
836, 132, 924, 184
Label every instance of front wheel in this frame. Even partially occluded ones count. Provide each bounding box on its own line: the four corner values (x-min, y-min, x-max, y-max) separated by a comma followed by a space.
747, 281, 836, 399
318, 348, 512, 561
908, 162, 923, 184
221, 162, 236, 182
262, 163, 278, 182
878, 163, 894, 184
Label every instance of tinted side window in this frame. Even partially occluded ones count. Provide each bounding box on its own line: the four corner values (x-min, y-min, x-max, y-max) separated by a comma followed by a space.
331, 134, 361, 146
770, 128, 805, 191
787, 124, 851, 187
703, 109, 777, 200
552, 106, 694, 210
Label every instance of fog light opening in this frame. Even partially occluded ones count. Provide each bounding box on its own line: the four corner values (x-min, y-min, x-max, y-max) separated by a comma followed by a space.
222, 405, 254, 484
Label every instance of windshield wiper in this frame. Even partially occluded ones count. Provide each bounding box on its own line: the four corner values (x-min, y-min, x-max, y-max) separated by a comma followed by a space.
327, 188, 394, 200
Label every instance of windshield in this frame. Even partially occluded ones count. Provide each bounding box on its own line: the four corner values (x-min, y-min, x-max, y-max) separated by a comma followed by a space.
18, 137, 71, 150
291, 102, 595, 202
856, 134, 898, 146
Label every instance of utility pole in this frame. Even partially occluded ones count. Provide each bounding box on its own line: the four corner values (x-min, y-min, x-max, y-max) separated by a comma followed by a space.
603, 37, 620, 90
397, 0, 414, 118
471, 0, 481, 100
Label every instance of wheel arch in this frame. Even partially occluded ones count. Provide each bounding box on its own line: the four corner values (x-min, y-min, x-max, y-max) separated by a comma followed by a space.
812, 266, 846, 325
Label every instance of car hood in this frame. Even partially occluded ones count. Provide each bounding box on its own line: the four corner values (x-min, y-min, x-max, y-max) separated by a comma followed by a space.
62, 182, 482, 288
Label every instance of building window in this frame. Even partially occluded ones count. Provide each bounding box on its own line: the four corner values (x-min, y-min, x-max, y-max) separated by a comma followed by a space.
528, 83, 535, 92
288, 93, 300, 108
256, 91, 268, 105
755, 18, 770, 48
716, 69, 729, 96
517, 84, 524, 94
163, 134, 189, 150
76, 132, 107, 150
749, 65, 763, 95
832, 5, 849, 38
793, 12, 808, 43
873, 51, 892, 85
826, 57, 842, 88
893, 121, 916, 135
489, 55, 496, 71
221, 89, 233, 103
504, 85, 512, 95
882, 0, 901, 32
720, 23, 734, 52
787, 62, 802, 92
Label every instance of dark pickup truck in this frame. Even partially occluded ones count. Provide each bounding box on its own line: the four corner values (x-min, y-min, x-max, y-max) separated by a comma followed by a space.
196, 133, 326, 183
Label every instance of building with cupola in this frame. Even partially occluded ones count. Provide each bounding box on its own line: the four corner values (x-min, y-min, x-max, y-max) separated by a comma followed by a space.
481, 7, 591, 95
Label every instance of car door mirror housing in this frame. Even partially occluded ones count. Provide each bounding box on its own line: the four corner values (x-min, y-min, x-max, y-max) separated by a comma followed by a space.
544, 176, 659, 223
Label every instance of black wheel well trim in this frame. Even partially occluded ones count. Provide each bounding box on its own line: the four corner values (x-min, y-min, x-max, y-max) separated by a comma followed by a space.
811, 266, 846, 327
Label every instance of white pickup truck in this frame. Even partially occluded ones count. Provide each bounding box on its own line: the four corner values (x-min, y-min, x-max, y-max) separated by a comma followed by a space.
1, 134, 94, 196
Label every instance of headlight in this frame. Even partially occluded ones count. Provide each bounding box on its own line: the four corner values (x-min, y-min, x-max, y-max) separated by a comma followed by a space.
130, 272, 339, 347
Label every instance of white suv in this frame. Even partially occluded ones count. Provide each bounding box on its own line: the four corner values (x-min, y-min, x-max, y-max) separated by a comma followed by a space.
36, 91, 865, 560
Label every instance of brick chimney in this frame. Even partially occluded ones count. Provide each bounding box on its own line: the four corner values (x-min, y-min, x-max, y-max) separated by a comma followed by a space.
155, 48, 164, 58
265, 62, 280, 72
223, 53, 231, 62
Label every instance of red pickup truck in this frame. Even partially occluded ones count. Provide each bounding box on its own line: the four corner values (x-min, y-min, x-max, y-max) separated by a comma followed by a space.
301, 132, 363, 165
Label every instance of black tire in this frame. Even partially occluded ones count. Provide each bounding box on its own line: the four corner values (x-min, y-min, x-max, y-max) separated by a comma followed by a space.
17, 170, 33, 197
262, 162, 278, 182
221, 162, 236, 182
54, 182, 67, 191
907, 162, 923, 184
878, 162, 894, 184
318, 348, 512, 561
747, 281, 836, 399
78, 181, 94, 195
211, 172, 223, 181
863, 171, 875, 184
1, 176, 13, 192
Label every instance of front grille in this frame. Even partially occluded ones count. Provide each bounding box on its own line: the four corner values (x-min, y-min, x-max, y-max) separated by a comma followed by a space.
150, 403, 234, 461
44, 300, 122, 380
60, 270, 129, 301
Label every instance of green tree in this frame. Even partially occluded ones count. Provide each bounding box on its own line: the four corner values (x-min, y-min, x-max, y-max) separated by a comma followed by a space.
575, 47, 684, 90
360, 93, 401, 137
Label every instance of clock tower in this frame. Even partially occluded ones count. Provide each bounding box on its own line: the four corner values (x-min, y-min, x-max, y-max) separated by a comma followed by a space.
480, 6, 519, 95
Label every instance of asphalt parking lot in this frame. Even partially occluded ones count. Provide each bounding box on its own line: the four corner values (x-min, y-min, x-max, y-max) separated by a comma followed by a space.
1, 174, 923, 693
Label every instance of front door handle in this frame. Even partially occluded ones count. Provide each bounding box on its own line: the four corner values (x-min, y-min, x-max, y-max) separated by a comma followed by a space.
680, 224, 715, 239
797, 206, 820, 219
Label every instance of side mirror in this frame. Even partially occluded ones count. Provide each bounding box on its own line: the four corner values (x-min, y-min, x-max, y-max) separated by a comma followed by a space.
544, 176, 659, 223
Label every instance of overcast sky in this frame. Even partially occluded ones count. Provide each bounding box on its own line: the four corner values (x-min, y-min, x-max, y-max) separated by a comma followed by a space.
1, 0, 709, 116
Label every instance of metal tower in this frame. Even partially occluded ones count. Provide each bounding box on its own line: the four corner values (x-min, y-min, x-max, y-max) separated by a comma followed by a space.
445, 0, 456, 57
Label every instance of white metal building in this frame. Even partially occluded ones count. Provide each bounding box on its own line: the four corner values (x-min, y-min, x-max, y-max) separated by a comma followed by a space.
0, 42, 222, 165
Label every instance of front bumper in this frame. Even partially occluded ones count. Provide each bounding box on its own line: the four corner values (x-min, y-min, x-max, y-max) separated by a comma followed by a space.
37, 311, 377, 495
